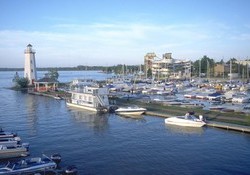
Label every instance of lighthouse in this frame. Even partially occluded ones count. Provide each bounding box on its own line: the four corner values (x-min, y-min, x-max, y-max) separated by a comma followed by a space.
24, 44, 37, 85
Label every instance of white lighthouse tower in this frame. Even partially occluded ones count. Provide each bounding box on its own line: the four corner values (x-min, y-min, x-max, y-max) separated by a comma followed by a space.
24, 44, 37, 85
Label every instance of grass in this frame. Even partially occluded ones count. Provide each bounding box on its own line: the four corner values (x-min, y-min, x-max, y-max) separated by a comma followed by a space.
115, 98, 250, 126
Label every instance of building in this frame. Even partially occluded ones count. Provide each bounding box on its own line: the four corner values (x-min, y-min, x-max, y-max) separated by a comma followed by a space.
144, 53, 156, 78
144, 52, 191, 80
214, 64, 230, 77
24, 44, 37, 85
34, 76, 58, 92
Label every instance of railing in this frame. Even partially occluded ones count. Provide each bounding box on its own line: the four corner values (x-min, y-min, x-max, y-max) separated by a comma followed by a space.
96, 95, 106, 107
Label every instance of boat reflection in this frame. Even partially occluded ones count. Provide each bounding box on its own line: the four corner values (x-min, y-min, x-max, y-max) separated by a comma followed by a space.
68, 107, 109, 132
116, 114, 146, 123
25, 95, 39, 135
165, 124, 204, 135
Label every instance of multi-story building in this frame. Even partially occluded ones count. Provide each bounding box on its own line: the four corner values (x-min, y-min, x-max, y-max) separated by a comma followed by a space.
214, 64, 230, 77
144, 52, 191, 80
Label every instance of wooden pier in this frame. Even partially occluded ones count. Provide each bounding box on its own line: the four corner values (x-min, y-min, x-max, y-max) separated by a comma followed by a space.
206, 121, 250, 133
146, 111, 250, 134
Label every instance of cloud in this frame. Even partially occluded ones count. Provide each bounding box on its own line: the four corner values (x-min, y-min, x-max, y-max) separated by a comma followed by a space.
0, 21, 249, 67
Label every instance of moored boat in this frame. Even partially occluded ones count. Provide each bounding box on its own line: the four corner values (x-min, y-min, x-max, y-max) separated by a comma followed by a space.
0, 137, 21, 147
115, 105, 146, 115
66, 80, 110, 113
165, 113, 206, 127
0, 143, 29, 159
0, 154, 57, 174
0, 129, 17, 139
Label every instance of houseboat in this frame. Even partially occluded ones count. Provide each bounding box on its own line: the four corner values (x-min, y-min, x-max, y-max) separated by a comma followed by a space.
66, 79, 110, 112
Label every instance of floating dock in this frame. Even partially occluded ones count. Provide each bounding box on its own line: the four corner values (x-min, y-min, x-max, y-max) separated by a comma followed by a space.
206, 121, 250, 133
146, 111, 250, 134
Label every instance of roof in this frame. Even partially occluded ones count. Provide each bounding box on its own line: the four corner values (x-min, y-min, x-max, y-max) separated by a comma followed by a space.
35, 77, 58, 83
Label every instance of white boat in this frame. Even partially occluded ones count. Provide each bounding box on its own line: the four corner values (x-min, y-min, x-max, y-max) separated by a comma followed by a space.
165, 113, 206, 127
66, 80, 110, 112
232, 95, 250, 103
0, 129, 17, 139
115, 106, 146, 115
0, 154, 57, 174
0, 143, 29, 159
0, 137, 21, 147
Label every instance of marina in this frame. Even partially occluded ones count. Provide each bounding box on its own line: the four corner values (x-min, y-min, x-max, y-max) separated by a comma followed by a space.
1, 1, 250, 174
1, 71, 250, 174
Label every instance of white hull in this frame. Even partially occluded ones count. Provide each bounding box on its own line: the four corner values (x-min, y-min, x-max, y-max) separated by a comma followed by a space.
116, 111, 145, 115
165, 117, 206, 127
66, 102, 98, 112
115, 106, 146, 116
0, 149, 29, 159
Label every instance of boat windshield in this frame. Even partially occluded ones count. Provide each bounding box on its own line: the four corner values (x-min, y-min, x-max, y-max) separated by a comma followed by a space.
183, 115, 197, 120
130, 105, 139, 109
5, 162, 14, 170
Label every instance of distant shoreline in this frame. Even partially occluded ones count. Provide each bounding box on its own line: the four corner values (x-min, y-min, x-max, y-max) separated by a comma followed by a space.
0, 67, 104, 71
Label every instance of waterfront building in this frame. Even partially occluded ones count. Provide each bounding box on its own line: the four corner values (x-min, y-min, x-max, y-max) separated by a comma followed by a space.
214, 64, 230, 77
24, 44, 37, 85
34, 76, 58, 92
144, 52, 191, 80
144, 53, 156, 79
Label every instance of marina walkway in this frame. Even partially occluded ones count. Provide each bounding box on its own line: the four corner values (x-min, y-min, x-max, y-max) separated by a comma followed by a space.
146, 111, 250, 133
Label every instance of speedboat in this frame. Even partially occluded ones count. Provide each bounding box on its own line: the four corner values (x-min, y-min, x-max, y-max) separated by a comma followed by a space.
0, 129, 17, 139
115, 105, 146, 115
0, 143, 29, 159
0, 154, 57, 174
0, 137, 21, 147
165, 113, 206, 127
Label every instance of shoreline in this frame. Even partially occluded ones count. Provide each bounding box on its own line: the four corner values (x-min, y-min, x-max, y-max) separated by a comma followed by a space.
9, 87, 250, 133
115, 98, 250, 133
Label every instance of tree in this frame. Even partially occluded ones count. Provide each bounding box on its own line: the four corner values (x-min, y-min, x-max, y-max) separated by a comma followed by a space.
192, 55, 215, 77
48, 69, 59, 81
226, 58, 238, 73
15, 77, 29, 88
147, 68, 152, 78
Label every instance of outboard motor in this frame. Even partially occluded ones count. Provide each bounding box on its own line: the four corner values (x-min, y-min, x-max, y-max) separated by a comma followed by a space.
14, 136, 21, 144
51, 153, 62, 164
199, 115, 204, 121
22, 143, 30, 151
65, 165, 78, 175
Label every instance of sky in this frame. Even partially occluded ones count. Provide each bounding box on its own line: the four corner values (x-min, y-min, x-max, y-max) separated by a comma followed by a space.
0, 0, 250, 68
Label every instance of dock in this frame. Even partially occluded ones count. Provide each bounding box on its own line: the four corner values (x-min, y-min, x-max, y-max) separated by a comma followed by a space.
206, 121, 250, 133
145, 111, 250, 134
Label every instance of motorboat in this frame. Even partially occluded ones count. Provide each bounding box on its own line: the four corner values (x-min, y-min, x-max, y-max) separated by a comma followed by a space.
0, 154, 57, 174
0, 129, 17, 139
165, 113, 206, 127
0, 143, 29, 159
115, 105, 146, 115
0, 137, 21, 147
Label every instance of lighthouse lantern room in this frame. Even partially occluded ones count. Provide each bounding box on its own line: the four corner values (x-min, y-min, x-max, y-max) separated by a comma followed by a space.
24, 44, 37, 85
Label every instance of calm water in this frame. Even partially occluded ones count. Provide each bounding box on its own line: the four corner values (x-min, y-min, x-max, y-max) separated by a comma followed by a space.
0, 71, 250, 175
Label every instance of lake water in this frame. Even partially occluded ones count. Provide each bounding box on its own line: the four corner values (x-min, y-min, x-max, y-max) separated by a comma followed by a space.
0, 71, 250, 175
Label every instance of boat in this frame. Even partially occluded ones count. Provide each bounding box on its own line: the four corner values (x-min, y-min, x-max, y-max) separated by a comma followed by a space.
115, 105, 147, 115
0, 154, 57, 174
209, 106, 224, 111
0, 137, 21, 147
165, 113, 206, 127
0, 129, 17, 139
0, 143, 29, 159
66, 79, 110, 112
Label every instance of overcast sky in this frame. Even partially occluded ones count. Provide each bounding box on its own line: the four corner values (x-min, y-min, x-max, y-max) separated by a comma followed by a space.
0, 0, 250, 68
